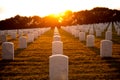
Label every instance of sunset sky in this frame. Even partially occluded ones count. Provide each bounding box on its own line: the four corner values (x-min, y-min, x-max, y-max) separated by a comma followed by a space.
0, 0, 120, 20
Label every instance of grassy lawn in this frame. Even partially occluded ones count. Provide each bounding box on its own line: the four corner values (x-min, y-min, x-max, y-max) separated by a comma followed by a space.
59, 27, 120, 80
0, 27, 120, 80
0, 29, 54, 79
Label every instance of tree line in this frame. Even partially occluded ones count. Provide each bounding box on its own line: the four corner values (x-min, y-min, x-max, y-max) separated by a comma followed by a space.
0, 7, 120, 30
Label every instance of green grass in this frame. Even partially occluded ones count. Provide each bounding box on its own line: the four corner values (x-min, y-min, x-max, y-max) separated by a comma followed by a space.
0, 27, 120, 80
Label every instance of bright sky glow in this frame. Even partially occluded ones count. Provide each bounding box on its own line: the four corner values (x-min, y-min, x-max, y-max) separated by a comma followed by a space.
0, 0, 120, 20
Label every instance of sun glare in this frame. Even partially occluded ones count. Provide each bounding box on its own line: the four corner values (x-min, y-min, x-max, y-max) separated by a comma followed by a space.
51, 11, 67, 23
0, 0, 120, 20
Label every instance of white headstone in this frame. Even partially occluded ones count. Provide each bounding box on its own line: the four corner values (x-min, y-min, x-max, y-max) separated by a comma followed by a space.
75, 30, 79, 38
107, 24, 112, 32
0, 31, 5, 35
23, 30, 28, 35
105, 31, 112, 40
96, 30, 102, 37
53, 35, 61, 41
52, 41, 63, 55
19, 36, 27, 48
4, 30, 8, 35
89, 29, 94, 35
2, 42, 14, 60
27, 33, 34, 43
11, 32, 17, 39
49, 54, 68, 80
100, 40, 112, 57
0, 35, 7, 42
18, 30, 23, 37
86, 35, 95, 47
34, 32, 38, 39
117, 29, 120, 36
38, 30, 42, 36
79, 32, 85, 41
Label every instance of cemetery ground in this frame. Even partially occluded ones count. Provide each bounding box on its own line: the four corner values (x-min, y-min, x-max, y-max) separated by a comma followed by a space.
0, 27, 120, 80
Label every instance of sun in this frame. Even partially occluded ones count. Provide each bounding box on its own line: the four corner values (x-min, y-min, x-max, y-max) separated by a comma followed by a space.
49, 11, 66, 23
48, 10, 74, 23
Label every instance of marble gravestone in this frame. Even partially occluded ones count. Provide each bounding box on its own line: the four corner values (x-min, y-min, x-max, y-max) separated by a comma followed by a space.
96, 30, 102, 37
100, 40, 112, 57
53, 35, 61, 41
27, 33, 34, 43
19, 36, 27, 48
105, 31, 112, 40
2, 42, 14, 60
52, 41, 63, 55
79, 32, 85, 41
86, 35, 95, 47
0, 35, 7, 42
49, 54, 68, 80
